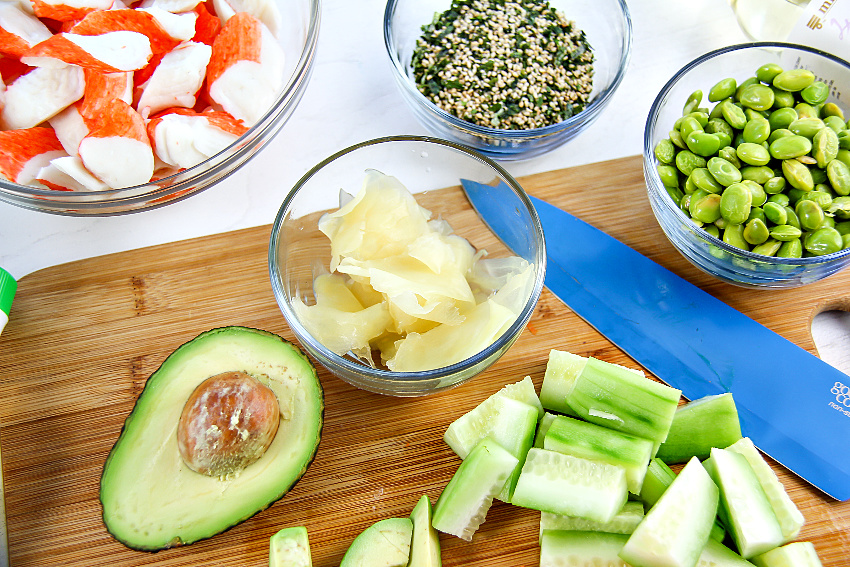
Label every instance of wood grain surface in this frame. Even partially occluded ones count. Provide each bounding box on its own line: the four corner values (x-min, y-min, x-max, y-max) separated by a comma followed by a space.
1, 155, 848, 566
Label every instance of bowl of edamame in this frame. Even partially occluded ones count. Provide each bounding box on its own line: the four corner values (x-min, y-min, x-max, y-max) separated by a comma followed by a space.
383, 0, 632, 161
645, 42, 850, 288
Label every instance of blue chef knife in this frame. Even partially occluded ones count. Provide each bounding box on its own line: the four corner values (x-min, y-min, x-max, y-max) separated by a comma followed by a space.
461, 178, 850, 501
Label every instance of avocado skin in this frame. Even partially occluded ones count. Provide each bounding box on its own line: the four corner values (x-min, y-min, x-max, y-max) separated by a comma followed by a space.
99, 326, 324, 552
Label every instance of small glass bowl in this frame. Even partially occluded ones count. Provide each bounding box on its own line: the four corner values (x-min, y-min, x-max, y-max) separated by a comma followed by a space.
268, 136, 546, 396
645, 42, 850, 288
383, 0, 632, 161
0, 0, 320, 216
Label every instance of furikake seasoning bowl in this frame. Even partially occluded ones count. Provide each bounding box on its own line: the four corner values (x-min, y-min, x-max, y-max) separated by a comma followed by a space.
383, 0, 632, 161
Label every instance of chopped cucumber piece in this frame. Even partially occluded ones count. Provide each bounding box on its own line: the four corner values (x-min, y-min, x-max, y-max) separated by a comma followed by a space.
533, 412, 558, 448
539, 501, 644, 544
540, 530, 630, 567
750, 541, 824, 567
443, 394, 536, 502
544, 414, 653, 494
511, 448, 628, 523
706, 447, 784, 559
566, 357, 681, 452
657, 393, 742, 464
697, 539, 753, 567
725, 437, 804, 543
431, 438, 518, 542
620, 457, 719, 567
540, 350, 587, 415
498, 375, 544, 418
269, 526, 312, 567
639, 457, 677, 508
339, 517, 413, 567
409, 495, 441, 567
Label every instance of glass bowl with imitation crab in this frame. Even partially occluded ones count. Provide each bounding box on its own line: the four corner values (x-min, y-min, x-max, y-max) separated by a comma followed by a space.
384, 0, 632, 161
0, 0, 319, 215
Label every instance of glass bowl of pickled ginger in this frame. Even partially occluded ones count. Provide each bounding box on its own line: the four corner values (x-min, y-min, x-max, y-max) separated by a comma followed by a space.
268, 136, 546, 396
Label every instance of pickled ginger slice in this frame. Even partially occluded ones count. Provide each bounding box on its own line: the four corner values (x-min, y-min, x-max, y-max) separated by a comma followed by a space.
468, 256, 533, 302
318, 169, 432, 269
313, 273, 363, 312
292, 298, 391, 357
407, 231, 476, 277
386, 298, 517, 372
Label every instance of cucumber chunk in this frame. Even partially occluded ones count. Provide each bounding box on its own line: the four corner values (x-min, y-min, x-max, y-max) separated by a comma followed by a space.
639, 457, 677, 509
697, 539, 753, 567
656, 393, 742, 464
269, 526, 312, 567
725, 437, 804, 543
431, 437, 518, 542
443, 394, 537, 502
498, 375, 544, 418
533, 412, 558, 449
511, 448, 628, 523
705, 447, 784, 559
340, 517, 413, 567
543, 414, 653, 494
409, 495, 441, 567
619, 457, 719, 567
566, 357, 681, 452
750, 541, 824, 567
539, 501, 644, 544
539, 350, 587, 415
540, 530, 630, 567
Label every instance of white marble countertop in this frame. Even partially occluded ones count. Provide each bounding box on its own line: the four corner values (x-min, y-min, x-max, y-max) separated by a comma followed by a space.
1, 0, 848, 373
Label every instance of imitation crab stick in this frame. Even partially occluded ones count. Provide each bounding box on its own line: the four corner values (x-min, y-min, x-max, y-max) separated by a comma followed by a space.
0, 1, 53, 58
136, 41, 211, 118
31, 0, 113, 23
78, 98, 153, 188
212, 0, 280, 38
0, 127, 66, 185
206, 11, 284, 126
1, 65, 84, 130
23, 30, 153, 73
147, 107, 247, 169
190, 2, 221, 46
70, 7, 196, 53
36, 155, 109, 191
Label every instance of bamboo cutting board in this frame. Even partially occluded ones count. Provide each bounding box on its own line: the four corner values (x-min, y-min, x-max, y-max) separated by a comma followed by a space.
1, 155, 849, 566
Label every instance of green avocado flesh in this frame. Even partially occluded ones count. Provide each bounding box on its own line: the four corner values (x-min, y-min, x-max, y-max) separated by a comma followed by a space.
99, 326, 324, 551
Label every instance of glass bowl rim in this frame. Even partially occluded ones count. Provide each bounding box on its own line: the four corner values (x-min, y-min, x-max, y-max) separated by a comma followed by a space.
267, 134, 547, 382
643, 40, 850, 267
382, 0, 633, 141
0, 0, 322, 214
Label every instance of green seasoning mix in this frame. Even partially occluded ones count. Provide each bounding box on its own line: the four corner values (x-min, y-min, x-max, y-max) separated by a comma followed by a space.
411, 0, 595, 130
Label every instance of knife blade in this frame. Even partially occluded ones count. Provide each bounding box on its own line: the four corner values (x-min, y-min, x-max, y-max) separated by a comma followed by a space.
461, 178, 850, 501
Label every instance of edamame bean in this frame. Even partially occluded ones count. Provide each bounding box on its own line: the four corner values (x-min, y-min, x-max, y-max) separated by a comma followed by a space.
768, 128, 794, 144
782, 159, 815, 191
827, 159, 850, 196
686, 131, 722, 157
813, 127, 839, 168
795, 102, 818, 119
773, 68, 816, 92
718, 146, 742, 168
796, 199, 826, 231
784, 206, 801, 229
722, 223, 749, 250
665, 184, 685, 204
756, 63, 783, 84
804, 227, 843, 255
709, 78, 737, 102
802, 190, 832, 209
811, 167, 828, 185
838, 131, 850, 150
669, 129, 687, 150
771, 88, 796, 109
679, 116, 703, 139
764, 176, 787, 194
838, 149, 850, 168
657, 164, 679, 187
824, 115, 846, 133
742, 179, 767, 207
655, 138, 675, 164
683, 89, 703, 115
743, 116, 771, 144
741, 165, 774, 184
720, 183, 753, 224
777, 238, 803, 258
789, 117, 825, 139
721, 100, 747, 129
763, 201, 788, 224
828, 196, 850, 219
690, 191, 722, 223
822, 102, 845, 120
691, 167, 723, 193
706, 118, 734, 139
768, 107, 798, 131
752, 239, 782, 256
801, 81, 829, 105
744, 218, 770, 245
769, 134, 812, 160
676, 150, 707, 176
703, 224, 720, 238
770, 224, 802, 241
768, 192, 790, 206
739, 84, 775, 111
737, 142, 771, 166
707, 156, 742, 186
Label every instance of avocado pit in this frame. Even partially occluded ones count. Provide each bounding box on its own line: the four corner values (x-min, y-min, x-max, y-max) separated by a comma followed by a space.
177, 370, 280, 478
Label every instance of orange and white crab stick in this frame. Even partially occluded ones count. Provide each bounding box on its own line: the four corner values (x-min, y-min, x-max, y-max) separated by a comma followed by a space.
1, 65, 84, 130
78, 98, 154, 189
0, 127, 67, 185
36, 155, 109, 191
0, 1, 53, 58
136, 41, 211, 118
23, 30, 153, 73
206, 11, 284, 127
147, 107, 247, 169
31, 0, 113, 23
70, 7, 196, 54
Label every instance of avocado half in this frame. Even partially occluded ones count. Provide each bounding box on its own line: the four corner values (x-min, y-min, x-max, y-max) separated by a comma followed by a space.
100, 326, 324, 551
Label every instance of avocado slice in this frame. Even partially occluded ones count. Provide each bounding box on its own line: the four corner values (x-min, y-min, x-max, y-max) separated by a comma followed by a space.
340, 517, 413, 567
269, 526, 312, 567
100, 326, 324, 551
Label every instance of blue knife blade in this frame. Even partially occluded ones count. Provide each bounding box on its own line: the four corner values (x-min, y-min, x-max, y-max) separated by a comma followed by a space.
461, 178, 850, 501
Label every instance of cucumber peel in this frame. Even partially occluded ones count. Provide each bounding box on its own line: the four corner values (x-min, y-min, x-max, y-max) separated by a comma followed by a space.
540, 530, 630, 567
657, 393, 742, 464
750, 541, 824, 567
620, 457, 718, 567
539, 501, 644, 544
697, 538, 753, 566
